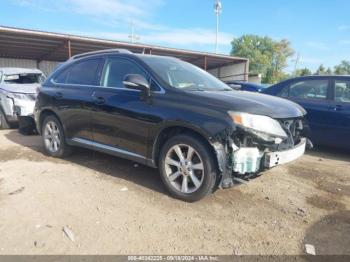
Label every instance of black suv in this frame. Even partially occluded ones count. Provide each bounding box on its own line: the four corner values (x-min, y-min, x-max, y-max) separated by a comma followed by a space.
35, 49, 307, 202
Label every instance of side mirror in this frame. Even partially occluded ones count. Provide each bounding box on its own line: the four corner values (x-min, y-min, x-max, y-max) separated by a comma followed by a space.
123, 74, 150, 96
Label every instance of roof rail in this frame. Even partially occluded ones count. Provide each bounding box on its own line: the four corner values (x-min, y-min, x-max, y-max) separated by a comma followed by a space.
70, 49, 132, 60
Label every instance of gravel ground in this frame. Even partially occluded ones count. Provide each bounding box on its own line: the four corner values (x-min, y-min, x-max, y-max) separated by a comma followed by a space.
0, 129, 349, 255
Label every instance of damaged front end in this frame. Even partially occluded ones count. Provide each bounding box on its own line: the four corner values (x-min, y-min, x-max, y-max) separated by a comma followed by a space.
0, 91, 36, 120
211, 115, 309, 189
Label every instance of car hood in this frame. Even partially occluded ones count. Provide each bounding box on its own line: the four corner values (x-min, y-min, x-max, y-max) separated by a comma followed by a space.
193, 90, 306, 119
0, 83, 39, 94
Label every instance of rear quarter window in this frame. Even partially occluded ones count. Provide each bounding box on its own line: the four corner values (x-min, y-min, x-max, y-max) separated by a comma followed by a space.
53, 68, 70, 84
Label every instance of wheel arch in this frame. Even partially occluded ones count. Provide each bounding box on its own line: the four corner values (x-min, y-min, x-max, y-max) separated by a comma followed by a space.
151, 124, 218, 169
38, 109, 62, 134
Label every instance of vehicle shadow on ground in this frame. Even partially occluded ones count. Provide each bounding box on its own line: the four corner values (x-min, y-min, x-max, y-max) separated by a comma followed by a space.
5, 131, 349, 199
4, 130, 167, 196
306, 146, 350, 162
302, 210, 350, 256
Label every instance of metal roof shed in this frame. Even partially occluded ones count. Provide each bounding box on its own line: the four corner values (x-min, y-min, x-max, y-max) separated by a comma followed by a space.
0, 26, 248, 80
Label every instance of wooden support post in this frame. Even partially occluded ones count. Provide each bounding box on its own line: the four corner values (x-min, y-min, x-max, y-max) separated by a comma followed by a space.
67, 39, 72, 59
244, 61, 248, 81
204, 56, 207, 71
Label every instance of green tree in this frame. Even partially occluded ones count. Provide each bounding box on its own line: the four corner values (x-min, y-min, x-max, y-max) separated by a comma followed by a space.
315, 64, 327, 75
295, 67, 312, 76
230, 35, 294, 83
334, 60, 350, 75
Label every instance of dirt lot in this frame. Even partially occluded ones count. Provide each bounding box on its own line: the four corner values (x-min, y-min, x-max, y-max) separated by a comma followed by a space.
0, 129, 349, 255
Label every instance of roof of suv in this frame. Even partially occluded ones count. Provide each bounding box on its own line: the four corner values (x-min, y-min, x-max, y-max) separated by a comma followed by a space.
270, 75, 350, 87
287, 75, 350, 80
68, 49, 180, 62
69, 49, 133, 60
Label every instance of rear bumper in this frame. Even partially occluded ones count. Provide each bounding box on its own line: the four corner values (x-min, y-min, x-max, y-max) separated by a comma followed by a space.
264, 138, 306, 168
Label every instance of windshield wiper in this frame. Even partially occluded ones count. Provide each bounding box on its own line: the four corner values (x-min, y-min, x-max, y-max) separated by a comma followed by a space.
184, 88, 205, 91
181, 85, 205, 91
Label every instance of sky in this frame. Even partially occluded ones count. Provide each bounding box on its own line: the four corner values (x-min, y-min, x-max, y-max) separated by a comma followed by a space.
0, 0, 350, 72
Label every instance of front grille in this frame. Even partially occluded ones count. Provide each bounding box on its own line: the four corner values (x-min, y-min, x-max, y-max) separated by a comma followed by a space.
232, 118, 304, 152
278, 118, 303, 149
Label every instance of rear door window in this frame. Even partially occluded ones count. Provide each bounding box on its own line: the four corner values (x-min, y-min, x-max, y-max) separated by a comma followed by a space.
54, 58, 103, 86
288, 80, 329, 100
335, 80, 350, 103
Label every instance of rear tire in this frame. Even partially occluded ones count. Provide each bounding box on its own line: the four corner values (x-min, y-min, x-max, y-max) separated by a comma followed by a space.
41, 115, 72, 158
159, 134, 217, 202
0, 109, 11, 129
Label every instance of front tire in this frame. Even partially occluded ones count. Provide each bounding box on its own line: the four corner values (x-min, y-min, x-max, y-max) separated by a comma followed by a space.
42, 115, 72, 158
159, 134, 218, 202
18, 116, 37, 135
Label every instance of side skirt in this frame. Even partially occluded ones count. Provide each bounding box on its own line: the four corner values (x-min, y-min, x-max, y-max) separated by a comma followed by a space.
68, 137, 156, 168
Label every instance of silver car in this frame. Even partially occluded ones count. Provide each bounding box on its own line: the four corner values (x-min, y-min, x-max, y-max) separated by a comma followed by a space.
0, 68, 45, 132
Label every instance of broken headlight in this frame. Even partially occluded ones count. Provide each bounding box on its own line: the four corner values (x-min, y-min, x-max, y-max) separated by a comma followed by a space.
228, 111, 287, 142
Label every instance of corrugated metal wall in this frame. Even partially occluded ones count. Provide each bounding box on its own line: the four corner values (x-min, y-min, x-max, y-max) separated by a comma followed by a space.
0, 58, 37, 69
1, 58, 247, 81
38, 61, 61, 76
0, 58, 60, 76
208, 61, 247, 81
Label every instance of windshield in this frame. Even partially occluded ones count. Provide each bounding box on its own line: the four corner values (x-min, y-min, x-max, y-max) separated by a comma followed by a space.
3, 73, 45, 84
140, 56, 231, 91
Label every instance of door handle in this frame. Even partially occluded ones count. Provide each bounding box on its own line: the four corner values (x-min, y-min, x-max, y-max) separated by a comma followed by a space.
54, 92, 63, 100
329, 105, 343, 111
93, 96, 105, 105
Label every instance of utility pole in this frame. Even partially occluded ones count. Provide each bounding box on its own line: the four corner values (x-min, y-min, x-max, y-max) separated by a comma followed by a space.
128, 21, 140, 43
214, 0, 222, 54
293, 52, 300, 76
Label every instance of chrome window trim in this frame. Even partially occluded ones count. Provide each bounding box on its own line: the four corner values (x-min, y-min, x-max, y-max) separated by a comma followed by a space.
49, 54, 166, 94
50, 75, 165, 94
51, 78, 165, 94
50, 78, 141, 92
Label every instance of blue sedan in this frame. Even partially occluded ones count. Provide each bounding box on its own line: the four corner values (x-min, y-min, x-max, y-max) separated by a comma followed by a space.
263, 75, 350, 150
225, 81, 267, 92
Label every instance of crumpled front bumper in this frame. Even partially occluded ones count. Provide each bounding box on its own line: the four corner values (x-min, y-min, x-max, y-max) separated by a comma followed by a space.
232, 138, 306, 175
1, 96, 35, 122
13, 99, 36, 117
264, 138, 306, 168
217, 137, 307, 188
